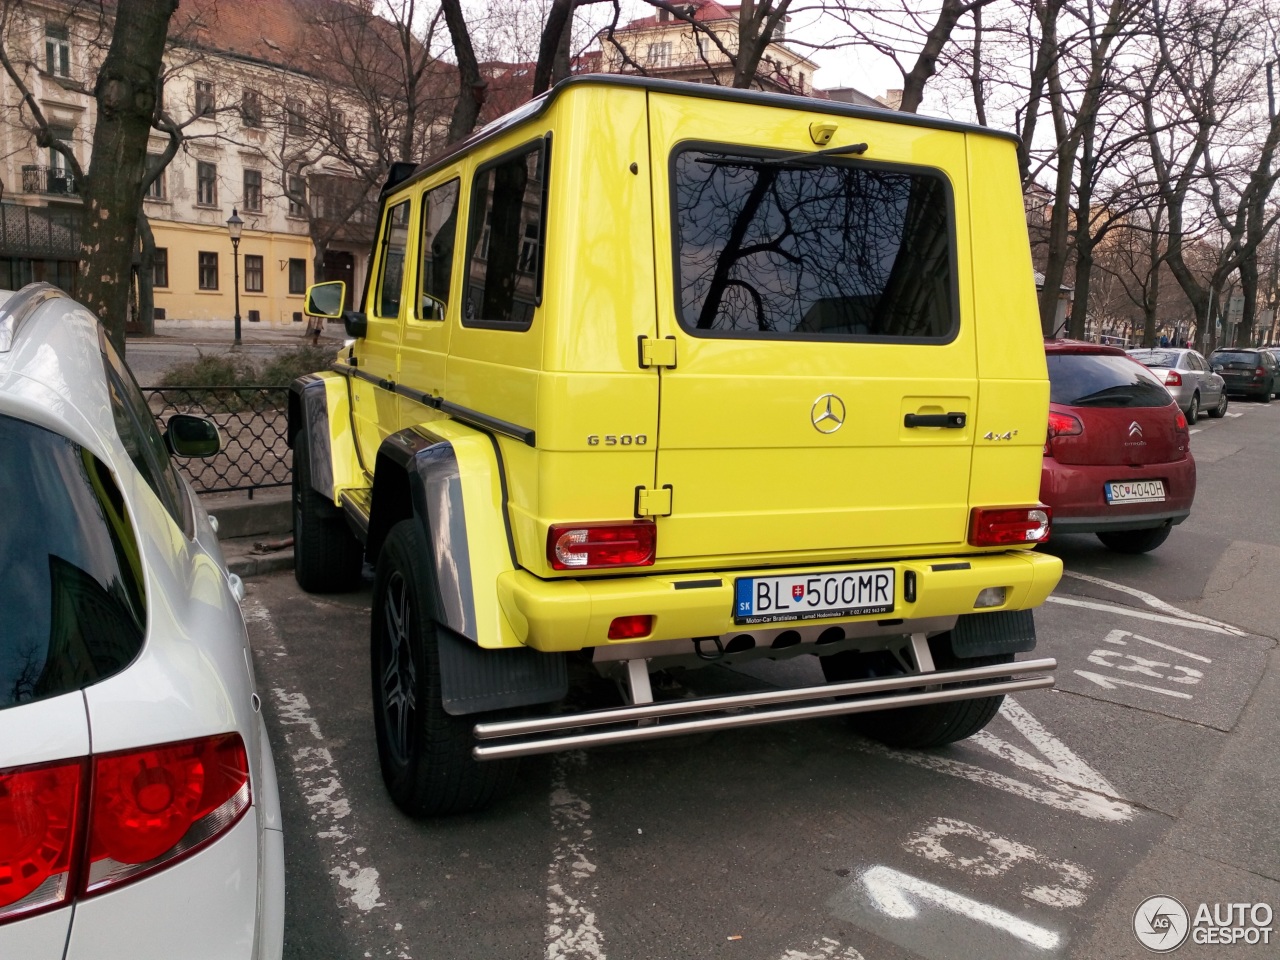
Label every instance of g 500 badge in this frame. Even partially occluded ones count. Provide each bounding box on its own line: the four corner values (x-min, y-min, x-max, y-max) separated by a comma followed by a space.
587, 434, 648, 446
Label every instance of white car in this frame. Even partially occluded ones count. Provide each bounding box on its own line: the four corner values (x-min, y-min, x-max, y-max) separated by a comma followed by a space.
0, 284, 284, 958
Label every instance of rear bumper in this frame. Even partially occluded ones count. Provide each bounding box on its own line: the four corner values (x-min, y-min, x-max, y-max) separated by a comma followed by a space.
496, 550, 1063, 652
1041, 456, 1195, 534
1222, 378, 1272, 397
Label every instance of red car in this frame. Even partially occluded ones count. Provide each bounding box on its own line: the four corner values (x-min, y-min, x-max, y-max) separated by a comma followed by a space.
1041, 340, 1196, 553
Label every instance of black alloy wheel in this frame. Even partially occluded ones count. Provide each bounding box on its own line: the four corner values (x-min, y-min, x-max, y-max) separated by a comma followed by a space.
1186, 393, 1199, 425
1208, 391, 1229, 418
370, 520, 520, 817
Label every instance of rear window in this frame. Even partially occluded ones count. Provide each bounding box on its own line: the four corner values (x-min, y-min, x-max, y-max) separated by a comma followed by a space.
1128, 350, 1179, 368
1213, 351, 1261, 366
1047, 354, 1172, 407
0, 416, 146, 710
672, 149, 955, 341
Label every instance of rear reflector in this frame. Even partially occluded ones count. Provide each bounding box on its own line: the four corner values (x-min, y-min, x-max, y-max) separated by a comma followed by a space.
969, 506, 1051, 547
0, 758, 85, 922
548, 521, 656, 570
608, 615, 654, 640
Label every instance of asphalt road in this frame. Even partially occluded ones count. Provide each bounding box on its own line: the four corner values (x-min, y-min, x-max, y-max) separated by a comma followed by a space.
241, 400, 1280, 960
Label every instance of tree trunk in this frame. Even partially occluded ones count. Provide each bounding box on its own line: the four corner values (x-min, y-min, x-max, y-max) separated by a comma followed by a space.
76, 0, 178, 357
441, 0, 486, 144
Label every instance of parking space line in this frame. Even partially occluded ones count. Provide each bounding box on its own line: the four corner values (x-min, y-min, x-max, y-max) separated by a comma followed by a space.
1046, 595, 1242, 635
546, 752, 606, 960
1059, 571, 1247, 635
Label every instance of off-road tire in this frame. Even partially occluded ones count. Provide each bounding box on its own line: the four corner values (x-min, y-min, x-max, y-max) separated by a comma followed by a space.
1096, 523, 1173, 554
822, 640, 1011, 749
371, 520, 519, 817
1186, 393, 1199, 425
292, 430, 363, 592
1208, 392, 1229, 418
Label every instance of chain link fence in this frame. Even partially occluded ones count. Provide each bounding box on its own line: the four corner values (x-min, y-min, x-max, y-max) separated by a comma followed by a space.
143, 386, 291, 496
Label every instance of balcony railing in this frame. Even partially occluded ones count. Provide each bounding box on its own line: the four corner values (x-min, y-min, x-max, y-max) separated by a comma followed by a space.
21, 164, 78, 196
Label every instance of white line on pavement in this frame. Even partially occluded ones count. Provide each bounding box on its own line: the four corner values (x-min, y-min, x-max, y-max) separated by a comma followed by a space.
1059, 570, 1247, 634
1101, 628, 1212, 663
1073, 669, 1194, 700
546, 752, 606, 960
1047, 592, 1245, 637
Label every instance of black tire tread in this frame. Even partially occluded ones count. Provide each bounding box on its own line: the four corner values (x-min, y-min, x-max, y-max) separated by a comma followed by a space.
293, 430, 363, 593
1096, 523, 1173, 554
372, 521, 519, 817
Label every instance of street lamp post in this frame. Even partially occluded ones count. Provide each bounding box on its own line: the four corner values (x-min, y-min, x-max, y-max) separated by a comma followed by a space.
226, 208, 243, 346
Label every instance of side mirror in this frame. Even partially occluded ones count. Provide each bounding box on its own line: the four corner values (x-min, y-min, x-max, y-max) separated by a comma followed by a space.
165, 414, 221, 458
305, 281, 346, 319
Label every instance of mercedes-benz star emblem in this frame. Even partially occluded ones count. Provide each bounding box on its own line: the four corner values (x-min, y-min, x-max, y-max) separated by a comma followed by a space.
811, 394, 846, 434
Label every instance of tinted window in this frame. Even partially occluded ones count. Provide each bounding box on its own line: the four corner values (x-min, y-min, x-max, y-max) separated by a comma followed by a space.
673, 150, 954, 339
1128, 349, 1179, 369
418, 179, 459, 320
376, 200, 411, 318
0, 416, 146, 710
464, 142, 546, 328
1212, 351, 1261, 367
1047, 354, 1172, 407
102, 337, 190, 533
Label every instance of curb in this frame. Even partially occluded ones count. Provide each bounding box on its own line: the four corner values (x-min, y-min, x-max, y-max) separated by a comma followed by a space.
227, 548, 294, 579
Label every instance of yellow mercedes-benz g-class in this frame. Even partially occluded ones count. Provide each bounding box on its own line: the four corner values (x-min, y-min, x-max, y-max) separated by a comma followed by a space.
290, 75, 1062, 816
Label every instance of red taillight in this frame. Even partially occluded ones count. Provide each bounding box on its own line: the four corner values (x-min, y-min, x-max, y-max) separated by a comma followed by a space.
0, 733, 249, 925
1175, 411, 1188, 431
1257, 367, 1267, 379
87, 734, 250, 893
1163, 370, 1182, 386
969, 506, 1052, 546
1044, 411, 1083, 455
548, 521, 656, 570
0, 759, 85, 922
608, 615, 654, 640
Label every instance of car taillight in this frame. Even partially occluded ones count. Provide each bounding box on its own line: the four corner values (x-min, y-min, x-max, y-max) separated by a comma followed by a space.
0, 758, 85, 922
1044, 411, 1083, 455
1175, 411, 1188, 431
1163, 370, 1182, 386
969, 506, 1052, 546
548, 521, 656, 570
1256, 367, 1266, 378
87, 734, 250, 893
0, 734, 249, 925
608, 615, 654, 640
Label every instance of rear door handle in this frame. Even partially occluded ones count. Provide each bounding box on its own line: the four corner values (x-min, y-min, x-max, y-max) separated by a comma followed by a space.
904, 412, 967, 429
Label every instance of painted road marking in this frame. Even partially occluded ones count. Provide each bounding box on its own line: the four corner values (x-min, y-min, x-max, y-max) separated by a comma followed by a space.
778, 938, 864, 959
859, 866, 1062, 950
857, 697, 1134, 822
1074, 670, 1193, 699
1057, 572, 1247, 635
1045, 595, 1240, 635
546, 751, 605, 960
1085, 648, 1203, 684
1190, 427, 1202, 434
1100, 628, 1212, 663
904, 818, 1092, 909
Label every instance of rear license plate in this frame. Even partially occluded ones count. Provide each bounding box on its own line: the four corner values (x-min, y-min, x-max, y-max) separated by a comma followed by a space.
1105, 480, 1166, 504
734, 568, 895, 625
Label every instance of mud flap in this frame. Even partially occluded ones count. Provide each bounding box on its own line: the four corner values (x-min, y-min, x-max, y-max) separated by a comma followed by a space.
949, 609, 1037, 658
438, 626, 568, 716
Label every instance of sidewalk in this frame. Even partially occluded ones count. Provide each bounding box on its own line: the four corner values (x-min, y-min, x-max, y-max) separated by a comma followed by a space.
129, 317, 347, 347
202, 487, 295, 579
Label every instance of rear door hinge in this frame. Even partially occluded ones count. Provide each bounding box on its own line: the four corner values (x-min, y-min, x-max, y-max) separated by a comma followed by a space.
638, 335, 677, 369
634, 484, 673, 518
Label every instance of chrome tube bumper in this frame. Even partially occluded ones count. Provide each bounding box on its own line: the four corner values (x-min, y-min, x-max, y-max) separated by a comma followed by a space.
473, 657, 1057, 760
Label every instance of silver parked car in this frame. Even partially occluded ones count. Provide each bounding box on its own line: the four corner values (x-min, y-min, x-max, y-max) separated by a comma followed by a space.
1126, 347, 1228, 423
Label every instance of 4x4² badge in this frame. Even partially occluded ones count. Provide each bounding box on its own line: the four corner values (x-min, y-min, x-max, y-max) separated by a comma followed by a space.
812, 394, 846, 434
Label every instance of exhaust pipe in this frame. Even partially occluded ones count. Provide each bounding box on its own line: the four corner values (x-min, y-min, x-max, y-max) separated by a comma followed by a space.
473, 657, 1056, 760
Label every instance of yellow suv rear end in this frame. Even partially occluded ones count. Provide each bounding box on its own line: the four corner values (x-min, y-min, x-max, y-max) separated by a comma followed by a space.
289, 76, 1061, 815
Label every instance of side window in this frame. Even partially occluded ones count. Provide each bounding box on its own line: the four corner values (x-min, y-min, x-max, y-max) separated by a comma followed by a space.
375, 200, 411, 319
463, 140, 547, 328
418, 179, 460, 321
101, 337, 191, 534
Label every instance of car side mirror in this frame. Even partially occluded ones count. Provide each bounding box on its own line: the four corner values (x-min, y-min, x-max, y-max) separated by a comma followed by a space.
165, 414, 221, 458
305, 281, 346, 319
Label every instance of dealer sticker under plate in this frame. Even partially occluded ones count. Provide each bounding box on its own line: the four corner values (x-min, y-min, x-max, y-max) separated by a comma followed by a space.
1105, 479, 1166, 504
734, 568, 895, 625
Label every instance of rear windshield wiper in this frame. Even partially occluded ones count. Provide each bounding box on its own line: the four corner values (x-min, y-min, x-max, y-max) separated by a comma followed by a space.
698, 142, 869, 170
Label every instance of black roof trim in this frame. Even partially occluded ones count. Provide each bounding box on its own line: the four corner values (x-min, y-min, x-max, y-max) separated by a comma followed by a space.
393, 75, 1018, 196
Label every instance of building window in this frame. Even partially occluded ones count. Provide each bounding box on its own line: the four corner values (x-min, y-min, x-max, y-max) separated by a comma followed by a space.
285, 98, 306, 137
243, 168, 262, 212
241, 88, 262, 127
195, 79, 215, 118
152, 247, 168, 288
45, 24, 70, 77
329, 109, 347, 149
287, 173, 307, 217
646, 42, 672, 68
196, 161, 217, 206
244, 254, 263, 292
288, 258, 306, 295
144, 153, 166, 199
198, 251, 219, 290
47, 125, 74, 193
